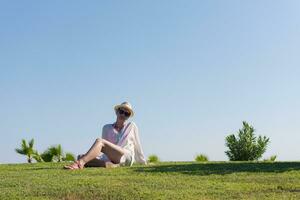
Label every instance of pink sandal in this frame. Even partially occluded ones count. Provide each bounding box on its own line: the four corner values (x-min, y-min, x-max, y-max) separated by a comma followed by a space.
64, 161, 84, 170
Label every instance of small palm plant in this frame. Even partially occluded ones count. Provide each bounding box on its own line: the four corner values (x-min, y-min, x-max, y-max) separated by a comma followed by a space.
63, 152, 76, 162
49, 144, 63, 162
15, 139, 36, 163
33, 152, 43, 162
263, 155, 277, 162
147, 154, 160, 163
41, 145, 75, 162
195, 154, 209, 162
269, 155, 277, 162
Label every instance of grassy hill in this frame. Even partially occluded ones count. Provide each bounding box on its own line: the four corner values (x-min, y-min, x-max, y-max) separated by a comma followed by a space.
1, 161, 300, 199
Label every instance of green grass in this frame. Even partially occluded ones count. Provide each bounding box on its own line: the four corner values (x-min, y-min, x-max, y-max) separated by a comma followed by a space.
1, 162, 300, 199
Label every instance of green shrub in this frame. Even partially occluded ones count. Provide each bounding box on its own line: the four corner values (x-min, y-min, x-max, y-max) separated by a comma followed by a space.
225, 121, 270, 161
41, 150, 54, 162
148, 154, 160, 163
195, 154, 209, 162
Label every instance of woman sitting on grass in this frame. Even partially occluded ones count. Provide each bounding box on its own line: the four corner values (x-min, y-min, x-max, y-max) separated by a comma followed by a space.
64, 102, 147, 169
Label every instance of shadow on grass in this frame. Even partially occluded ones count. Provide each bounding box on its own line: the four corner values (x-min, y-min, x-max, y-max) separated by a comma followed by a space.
133, 162, 300, 176
24, 167, 60, 171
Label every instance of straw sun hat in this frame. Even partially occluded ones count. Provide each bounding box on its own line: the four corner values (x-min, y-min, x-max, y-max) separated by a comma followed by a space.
114, 102, 134, 117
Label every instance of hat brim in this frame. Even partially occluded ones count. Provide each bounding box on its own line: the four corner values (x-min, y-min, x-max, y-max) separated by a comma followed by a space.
114, 105, 134, 117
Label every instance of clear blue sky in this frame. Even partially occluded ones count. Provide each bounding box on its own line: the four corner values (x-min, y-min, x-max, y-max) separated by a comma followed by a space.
1, 1, 300, 163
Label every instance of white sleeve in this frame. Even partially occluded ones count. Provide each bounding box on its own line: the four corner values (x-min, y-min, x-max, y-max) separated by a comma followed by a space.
133, 124, 147, 165
101, 125, 108, 139
121, 134, 135, 154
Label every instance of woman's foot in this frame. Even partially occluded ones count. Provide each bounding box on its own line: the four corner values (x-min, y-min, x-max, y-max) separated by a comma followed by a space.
64, 160, 84, 170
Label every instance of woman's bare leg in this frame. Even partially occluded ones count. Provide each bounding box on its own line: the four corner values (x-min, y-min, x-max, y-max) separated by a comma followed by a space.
78, 138, 126, 167
77, 154, 106, 167
77, 154, 118, 168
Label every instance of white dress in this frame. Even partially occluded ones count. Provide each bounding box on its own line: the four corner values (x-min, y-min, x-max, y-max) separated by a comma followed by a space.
98, 122, 147, 166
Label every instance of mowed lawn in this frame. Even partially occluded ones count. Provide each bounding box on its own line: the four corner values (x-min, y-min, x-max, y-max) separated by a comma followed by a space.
1, 162, 300, 200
